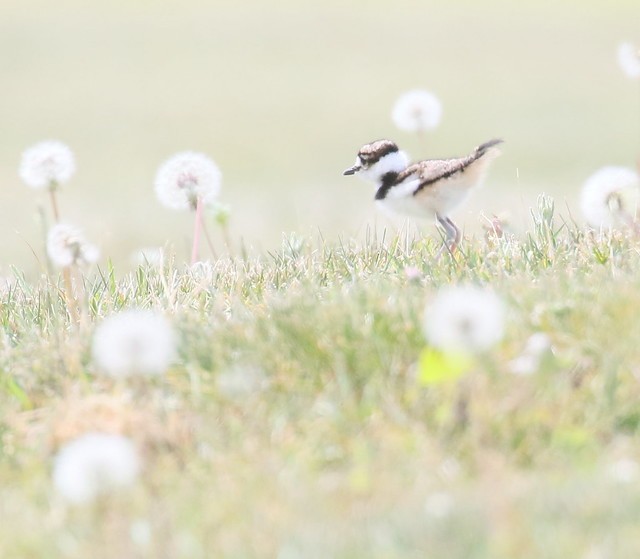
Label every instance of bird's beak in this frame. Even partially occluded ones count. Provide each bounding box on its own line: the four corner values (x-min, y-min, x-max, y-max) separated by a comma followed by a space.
343, 165, 360, 176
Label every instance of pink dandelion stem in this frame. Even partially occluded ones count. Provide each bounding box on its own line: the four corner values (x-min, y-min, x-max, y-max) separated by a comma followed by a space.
201, 219, 218, 259
191, 196, 204, 264
49, 187, 61, 222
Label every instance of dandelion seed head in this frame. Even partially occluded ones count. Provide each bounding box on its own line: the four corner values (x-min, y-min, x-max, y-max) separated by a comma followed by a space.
617, 42, 640, 79
508, 332, 551, 375
582, 546, 607, 559
439, 457, 462, 480
424, 491, 455, 519
92, 309, 176, 377
154, 152, 221, 211
215, 365, 269, 399
130, 519, 152, 549
47, 223, 99, 268
19, 140, 75, 189
607, 458, 640, 484
580, 166, 639, 228
508, 354, 538, 376
525, 332, 551, 356
423, 285, 505, 354
53, 432, 140, 504
391, 89, 443, 133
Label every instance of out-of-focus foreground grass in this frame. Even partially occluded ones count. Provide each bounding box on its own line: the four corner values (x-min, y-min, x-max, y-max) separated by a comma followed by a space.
3, 199, 640, 557
1, 0, 638, 270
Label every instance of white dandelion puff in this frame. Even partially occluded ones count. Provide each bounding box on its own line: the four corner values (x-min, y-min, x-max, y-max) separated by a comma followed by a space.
130, 519, 152, 549
216, 365, 269, 399
423, 285, 505, 354
154, 151, 221, 211
391, 89, 443, 133
580, 166, 639, 228
524, 332, 552, 356
92, 309, 176, 378
53, 432, 141, 504
439, 457, 462, 481
424, 491, 455, 519
508, 332, 551, 376
19, 140, 75, 190
607, 458, 640, 484
617, 42, 640, 79
508, 354, 539, 376
47, 223, 99, 268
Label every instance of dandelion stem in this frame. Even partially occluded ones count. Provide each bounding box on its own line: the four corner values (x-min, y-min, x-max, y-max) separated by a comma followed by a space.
62, 267, 80, 325
637, 82, 640, 174
191, 197, 204, 264
37, 202, 54, 276
221, 224, 233, 256
49, 186, 61, 222
417, 129, 428, 156
49, 183, 79, 326
201, 219, 218, 260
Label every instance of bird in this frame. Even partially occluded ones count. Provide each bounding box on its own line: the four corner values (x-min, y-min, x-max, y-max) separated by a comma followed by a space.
343, 138, 503, 253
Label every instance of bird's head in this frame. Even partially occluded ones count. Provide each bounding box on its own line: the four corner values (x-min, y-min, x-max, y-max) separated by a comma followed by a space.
343, 139, 408, 183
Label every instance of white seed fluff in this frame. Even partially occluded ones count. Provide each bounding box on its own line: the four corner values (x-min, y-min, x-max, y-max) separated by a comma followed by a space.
507, 354, 539, 376
391, 89, 443, 133
92, 309, 176, 377
154, 151, 221, 210
523, 332, 551, 356
53, 432, 141, 504
46, 223, 100, 268
580, 166, 639, 228
508, 332, 551, 376
216, 365, 269, 399
423, 285, 505, 354
19, 140, 76, 189
424, 491, 455, 519
607, 458, 640, 484
617, 42, 640, 79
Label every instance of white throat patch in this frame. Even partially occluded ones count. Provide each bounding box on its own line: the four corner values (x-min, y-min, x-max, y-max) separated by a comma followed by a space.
358, 150, 409, 184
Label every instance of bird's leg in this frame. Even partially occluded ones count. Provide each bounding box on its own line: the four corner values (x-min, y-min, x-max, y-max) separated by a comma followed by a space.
445, 216, 462, 253
435, 214, 460, 258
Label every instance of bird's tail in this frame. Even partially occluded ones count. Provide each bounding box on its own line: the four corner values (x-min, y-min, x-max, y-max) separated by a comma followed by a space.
475, 138, 504, 158
462, 138, 503, 187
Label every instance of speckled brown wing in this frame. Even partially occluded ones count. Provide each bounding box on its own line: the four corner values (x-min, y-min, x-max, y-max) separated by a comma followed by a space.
405, 138, 504, 195
398, 156, 476, 196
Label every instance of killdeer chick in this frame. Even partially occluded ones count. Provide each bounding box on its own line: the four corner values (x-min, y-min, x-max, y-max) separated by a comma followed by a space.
343, 139, 503, 253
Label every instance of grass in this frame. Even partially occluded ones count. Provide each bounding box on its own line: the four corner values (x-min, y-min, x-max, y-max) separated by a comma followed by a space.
3, 196, 640, 557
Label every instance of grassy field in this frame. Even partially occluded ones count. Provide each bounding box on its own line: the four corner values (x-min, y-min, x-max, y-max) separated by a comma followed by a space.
3, 197, 640, 557
2, 1, 640, 557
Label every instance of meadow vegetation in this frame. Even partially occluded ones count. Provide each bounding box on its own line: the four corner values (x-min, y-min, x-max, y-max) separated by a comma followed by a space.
3, 197, 640, 557
2, 2, 640, 557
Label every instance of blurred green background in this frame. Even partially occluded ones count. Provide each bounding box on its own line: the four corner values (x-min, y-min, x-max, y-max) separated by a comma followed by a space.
1, 0, 638, 271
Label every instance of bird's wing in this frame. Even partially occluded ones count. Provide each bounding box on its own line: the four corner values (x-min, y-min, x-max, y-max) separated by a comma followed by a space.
397, 156, 475, 195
